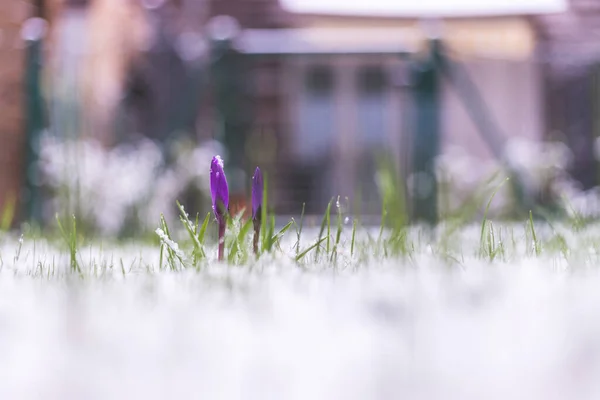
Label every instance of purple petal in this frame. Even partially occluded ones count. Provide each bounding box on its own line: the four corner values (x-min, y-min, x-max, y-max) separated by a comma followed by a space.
210, 155, 229, 223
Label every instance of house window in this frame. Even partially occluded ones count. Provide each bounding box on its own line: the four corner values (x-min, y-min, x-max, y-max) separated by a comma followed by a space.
296, 65, 335, 164
290, 65, 337, 211
356, 66, 389, 212
290, 62, 399, 213
357, 66, 388, 146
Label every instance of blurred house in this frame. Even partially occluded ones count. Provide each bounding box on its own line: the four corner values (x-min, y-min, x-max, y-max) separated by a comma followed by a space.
241, 0, 568, 213
7, 0, 600, 223
535, 0, 600, 190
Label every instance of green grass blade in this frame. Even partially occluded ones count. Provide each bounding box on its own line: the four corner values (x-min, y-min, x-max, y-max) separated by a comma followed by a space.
295, 237, 327, 262
326, 200, 332, 254
529, 210, 540, 256
271, 220, 294, 249
156, 214, 185, 271
265, 215, 276, 252
177, 201, 205, 262
351, 219, 357, 258
228, 217, 253, 264
260, 172, 269, 253
316, 199, 332, 259
479, 177, 509, 258
295, 202, 306, 258
198, 212, 211, 244
56, 214, 81, 275
378, 195, 387, 246
330, 197, 343, 263
159, 236, 164, 270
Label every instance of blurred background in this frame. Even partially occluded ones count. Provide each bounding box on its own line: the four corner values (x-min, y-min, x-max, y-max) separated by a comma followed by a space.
1, 0, 599, 236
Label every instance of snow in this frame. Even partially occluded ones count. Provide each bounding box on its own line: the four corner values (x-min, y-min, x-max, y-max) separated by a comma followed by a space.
0, 225, 600, 399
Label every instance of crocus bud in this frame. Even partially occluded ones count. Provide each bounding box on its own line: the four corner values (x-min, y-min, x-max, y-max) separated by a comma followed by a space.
210, 155, 229, 225
210, 155, 229, 261
252, 167, 263, 221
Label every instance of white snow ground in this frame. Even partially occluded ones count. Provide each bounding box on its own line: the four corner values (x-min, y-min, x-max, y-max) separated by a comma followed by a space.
1, 226, 600, 400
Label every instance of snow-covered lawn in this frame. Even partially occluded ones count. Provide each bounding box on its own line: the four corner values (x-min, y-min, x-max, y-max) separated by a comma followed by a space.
1, 223, 600, 400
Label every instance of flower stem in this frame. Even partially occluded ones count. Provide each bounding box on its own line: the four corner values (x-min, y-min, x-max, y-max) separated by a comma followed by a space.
218, 221, 226, 261
253, 218, 260, 255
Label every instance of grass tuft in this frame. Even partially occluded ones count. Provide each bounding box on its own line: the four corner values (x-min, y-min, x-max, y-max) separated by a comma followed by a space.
56, 214, 81, 275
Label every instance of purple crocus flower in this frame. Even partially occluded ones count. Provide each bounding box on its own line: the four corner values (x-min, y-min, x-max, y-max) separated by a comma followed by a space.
210, 155, 229, 260
252, 167, 263, 254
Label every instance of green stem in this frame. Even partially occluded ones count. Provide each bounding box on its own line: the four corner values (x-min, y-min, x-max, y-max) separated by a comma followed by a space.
253, 207, 261, 255
218, 221, 226, 261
